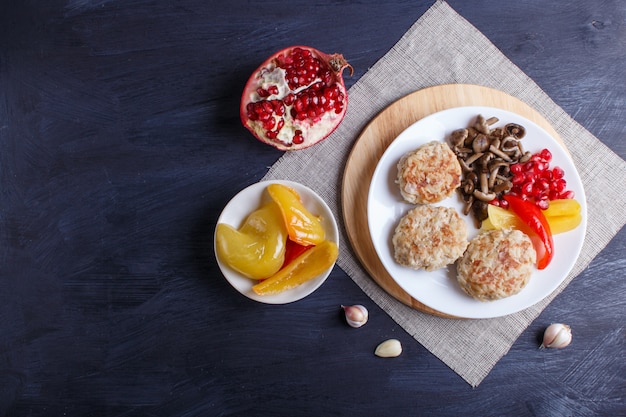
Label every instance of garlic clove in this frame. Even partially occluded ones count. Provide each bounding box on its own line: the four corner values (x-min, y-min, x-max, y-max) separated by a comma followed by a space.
341, 304, 368, 328
540, 323, 572, 349
375, 339, 402, 358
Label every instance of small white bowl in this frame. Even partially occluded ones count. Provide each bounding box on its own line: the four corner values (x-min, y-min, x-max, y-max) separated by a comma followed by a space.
214, 180, 339, 304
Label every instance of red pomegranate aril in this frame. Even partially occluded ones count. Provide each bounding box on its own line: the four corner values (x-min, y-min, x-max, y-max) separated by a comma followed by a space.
540, 148, 552, 162
512, 173, 525, 185
263, 118, 276, 130
534, 161, 546, 173
510, 163, 523, 174
552, 166, 565, 179
560, 190, 575, 199
537, 177, 550, 190
533, 188, 548, 200
258, 111, 271, 122
522, 182, 534, 195
273, 102, 285, 116
536, 199, 550, 210
283, 94, 295, 106
553, 178, 567, 193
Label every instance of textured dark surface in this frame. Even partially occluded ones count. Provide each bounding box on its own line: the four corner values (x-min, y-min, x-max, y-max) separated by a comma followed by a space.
1, 1, 624, 416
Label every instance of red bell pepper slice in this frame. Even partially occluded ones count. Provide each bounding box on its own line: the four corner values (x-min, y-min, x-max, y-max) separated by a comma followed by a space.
503, 195, 554, 270
281, 239, 312, 270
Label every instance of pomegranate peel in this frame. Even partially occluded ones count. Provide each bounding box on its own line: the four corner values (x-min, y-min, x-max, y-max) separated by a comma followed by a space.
240, 46, 352, 151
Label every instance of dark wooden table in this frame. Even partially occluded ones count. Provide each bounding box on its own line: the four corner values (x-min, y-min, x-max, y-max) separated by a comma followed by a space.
1, 1, 624, 415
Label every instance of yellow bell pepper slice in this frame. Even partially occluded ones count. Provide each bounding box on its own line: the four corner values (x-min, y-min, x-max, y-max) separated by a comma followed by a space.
215, 201, 287, 279
267, 183, 325, 246
252, 240, 338, 295
543, 198, 581, 218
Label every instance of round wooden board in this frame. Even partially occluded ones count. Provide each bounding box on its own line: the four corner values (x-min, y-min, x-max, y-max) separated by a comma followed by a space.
341, 84, 565, 318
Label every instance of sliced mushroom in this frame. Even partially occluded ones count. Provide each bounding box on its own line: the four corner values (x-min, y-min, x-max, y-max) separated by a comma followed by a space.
473, 190, 497, 202
472, 201, 489, 223
488, 144, 512, 162
485, 116, 499, 126
500, 136, 519, 152
488, 160, 509, 188
472, 134, 490, 153
493, 179, 513, 194
519, 151, 532, 163
505, 123, 525, 139
450, 129, 468, 148
474, 115, 490, 134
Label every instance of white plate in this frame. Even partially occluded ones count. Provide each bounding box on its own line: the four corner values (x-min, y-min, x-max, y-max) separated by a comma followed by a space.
367, 106, 587, 319
215, 180, 339, 304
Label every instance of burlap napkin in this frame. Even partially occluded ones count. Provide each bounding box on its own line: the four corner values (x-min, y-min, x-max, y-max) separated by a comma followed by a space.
262, 0, 626, 386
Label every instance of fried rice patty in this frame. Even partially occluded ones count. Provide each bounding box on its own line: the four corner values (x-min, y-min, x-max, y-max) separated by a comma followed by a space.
392, 205, 468, 271
457, 228, 536, 301
396, 141, 462, 204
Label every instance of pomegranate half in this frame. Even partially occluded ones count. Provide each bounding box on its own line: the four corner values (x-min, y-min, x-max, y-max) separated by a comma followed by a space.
240, 46, 353, 151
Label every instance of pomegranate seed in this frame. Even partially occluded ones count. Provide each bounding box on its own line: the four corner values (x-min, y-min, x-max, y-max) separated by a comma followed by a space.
554, 179, 567, 193
283, 94, 295, 106
540, 148, 552, 162
510, 163, 523, 174
533, 188, 548, 200
267, 85, 279, 95
293, 134, 304, 145
266, 130, 278, 139
257, 88, 270, 97
552, 166, 565, 179
294, 98, 304, 113
549, 190, 560, 200
537, 178, 550, 190
534, 161, 546, 173
512, 173, 525, 185
536, 199, 549, 210
499, 198, 509, 209
521, 182, 534, 195
560, 190, 575, 199
262, 118, 275, 130
273, 101, 285, 116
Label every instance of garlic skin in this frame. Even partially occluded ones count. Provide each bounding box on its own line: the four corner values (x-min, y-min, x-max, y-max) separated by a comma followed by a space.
341, 304, 368, 328
540, 323, 572, 349
375, 339, 402, 358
